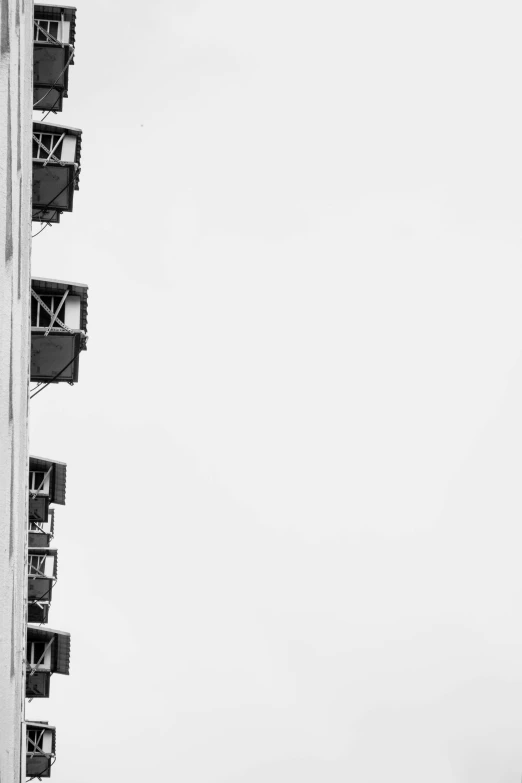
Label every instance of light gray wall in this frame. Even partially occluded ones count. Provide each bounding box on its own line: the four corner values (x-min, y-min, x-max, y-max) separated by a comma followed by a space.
0, 0, 33, 780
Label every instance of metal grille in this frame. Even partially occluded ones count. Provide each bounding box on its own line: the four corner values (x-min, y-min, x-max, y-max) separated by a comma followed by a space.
33, 132, 64, 162
29, 471, 46, 492
27, 641, 46, 665
27, 728, 46, 756
32, 294, 65, 328
28, 554, 48, 577
34, 19, 59, 43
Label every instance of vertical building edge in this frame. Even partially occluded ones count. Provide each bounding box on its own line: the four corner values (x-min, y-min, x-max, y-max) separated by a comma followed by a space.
0, 0, 33, 780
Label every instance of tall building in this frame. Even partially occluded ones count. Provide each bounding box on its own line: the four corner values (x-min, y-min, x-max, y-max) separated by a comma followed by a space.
1, 4, 87, 779
0, 2, 34, 780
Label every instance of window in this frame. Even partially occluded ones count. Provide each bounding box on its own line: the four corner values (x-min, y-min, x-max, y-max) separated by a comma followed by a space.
32, 133, 64, 161
29, 519, 47, 532
29, 470, 50, 494
29, 471, 46, 492
27, 641, 48, 666
31, 295, 66, 327
34, 19, 59, 43
29, 509, 54, 539
27, 728, 45, 755
28, 554, 48, 577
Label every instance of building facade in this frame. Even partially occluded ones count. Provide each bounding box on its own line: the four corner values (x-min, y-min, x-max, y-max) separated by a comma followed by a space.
1, 3, 85, 780
0, 1, 34, 780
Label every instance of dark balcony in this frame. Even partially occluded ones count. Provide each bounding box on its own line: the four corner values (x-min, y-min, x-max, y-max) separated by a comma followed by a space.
32, 122, 82, 223
26, 722, 56, 778
26, 626, 71, 699
29, 505, 55, 548
29, 456, 67, 507
33, 4, 76, 112
31, 278, 88, 384
28, 549, 58, 624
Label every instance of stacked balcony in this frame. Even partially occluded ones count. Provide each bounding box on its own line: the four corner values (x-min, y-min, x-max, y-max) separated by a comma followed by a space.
31, 277, 88, 384
26, 722, 56, 779
32, 122, 82, 224
33, 4, 76, 112
26, 627, 71, 698
27, 7, 86, 780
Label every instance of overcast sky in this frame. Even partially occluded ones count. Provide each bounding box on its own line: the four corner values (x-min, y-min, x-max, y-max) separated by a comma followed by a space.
27, 1, 522, 781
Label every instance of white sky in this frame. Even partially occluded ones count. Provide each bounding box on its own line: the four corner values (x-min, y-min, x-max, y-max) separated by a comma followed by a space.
28, 1, 522, 781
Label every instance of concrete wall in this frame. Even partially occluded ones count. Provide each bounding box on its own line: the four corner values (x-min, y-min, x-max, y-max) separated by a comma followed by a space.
0, 0, 33, 780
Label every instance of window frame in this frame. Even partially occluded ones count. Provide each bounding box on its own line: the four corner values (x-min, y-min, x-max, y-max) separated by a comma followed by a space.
28, 554, 49, 577
32, 131, 65, 162
32, 294, 65, 328
29, 471, 45, 492
26, 640, 51, 669
33, 19, 60, 43
29, 469, 50, 496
